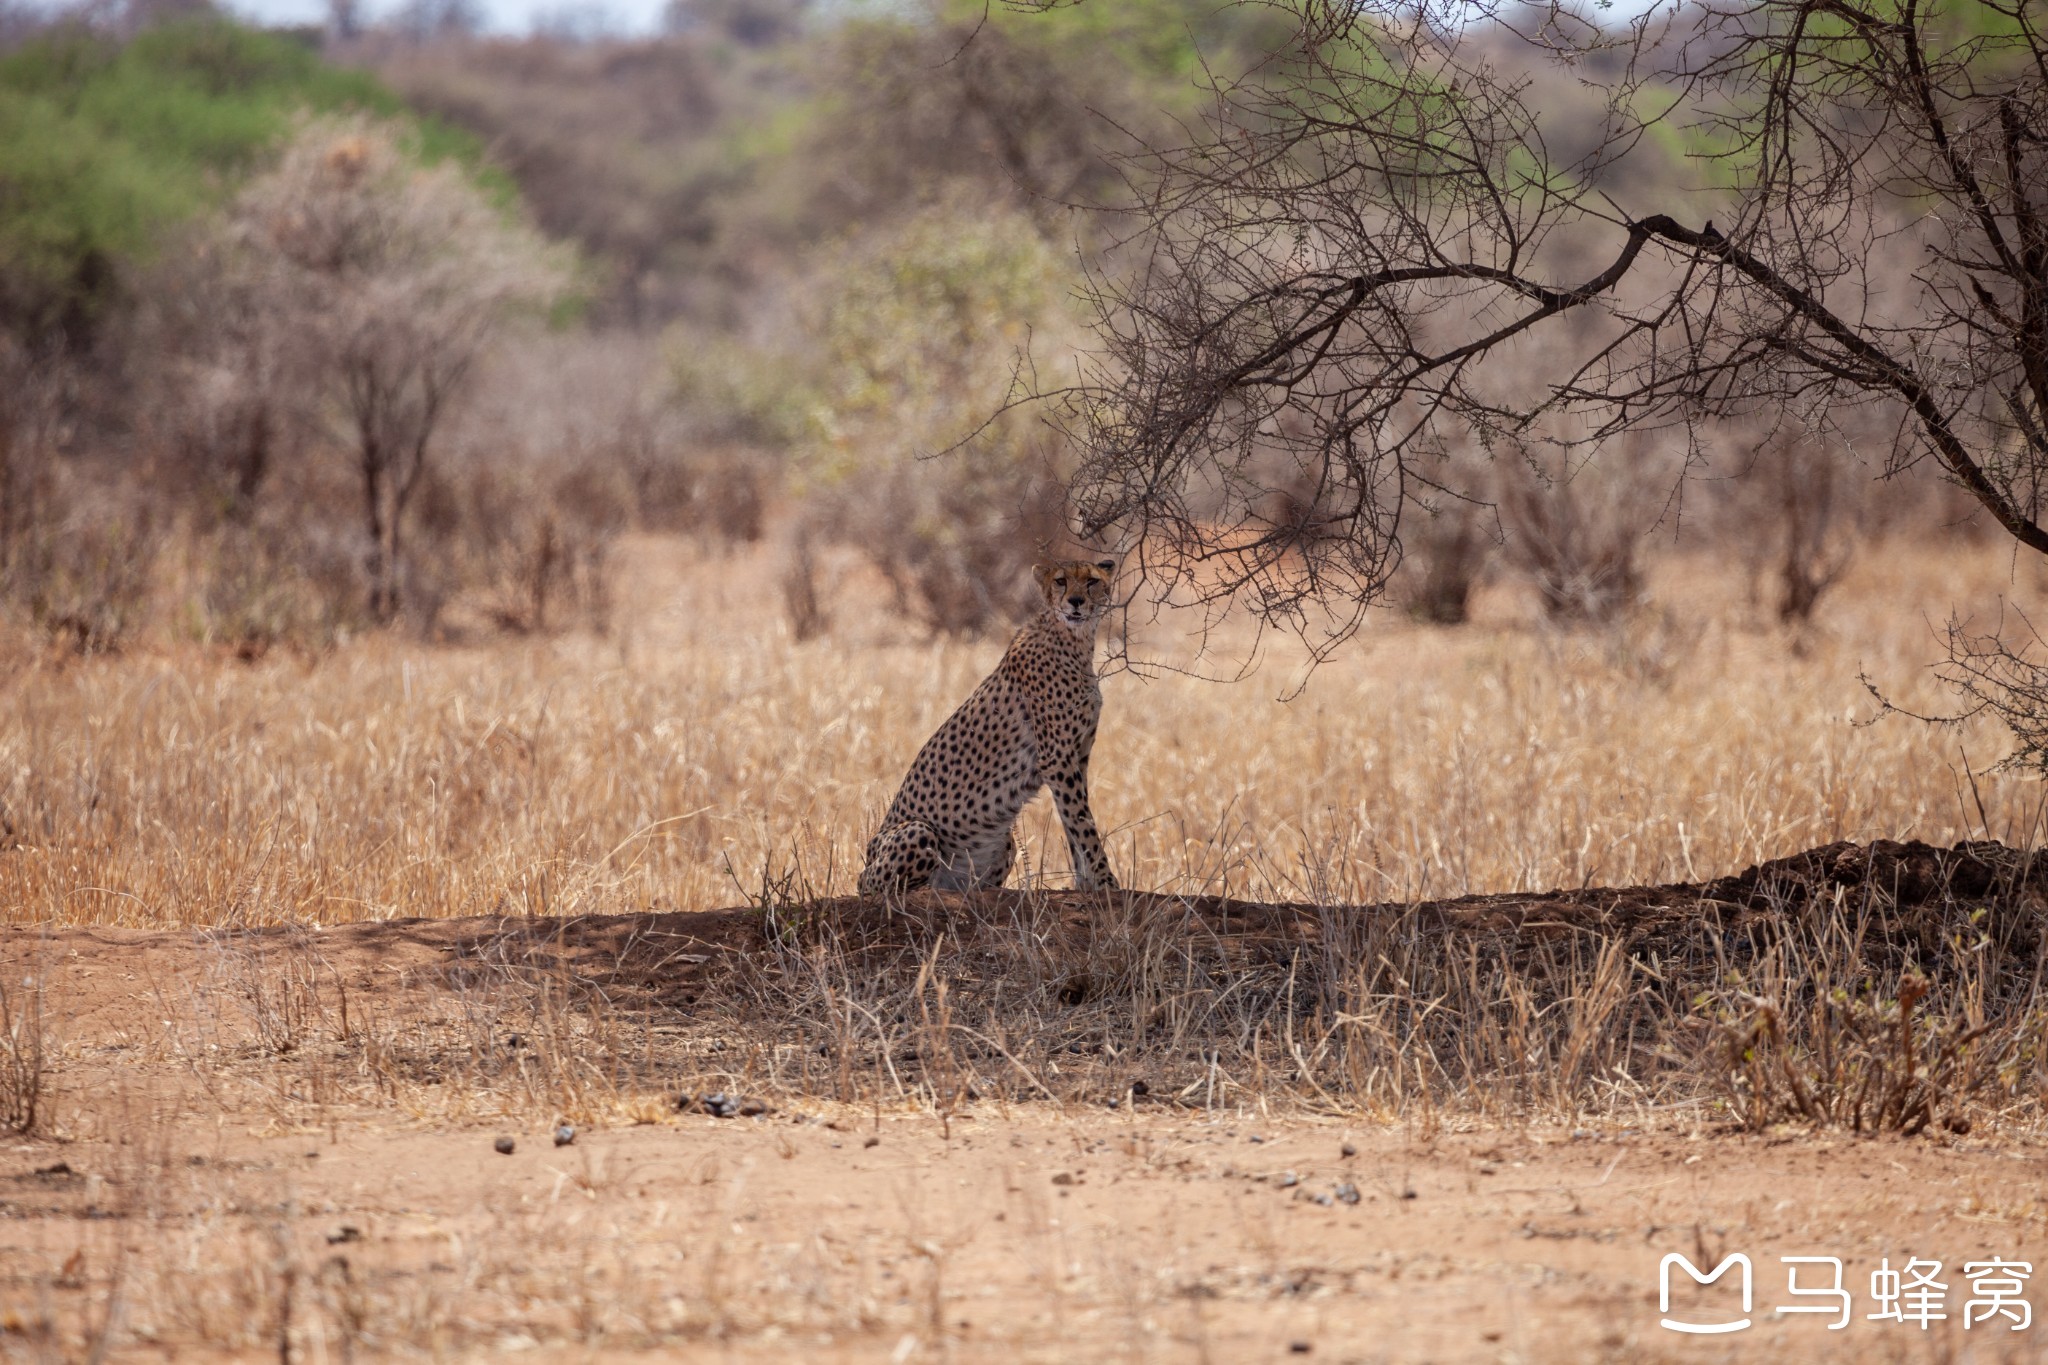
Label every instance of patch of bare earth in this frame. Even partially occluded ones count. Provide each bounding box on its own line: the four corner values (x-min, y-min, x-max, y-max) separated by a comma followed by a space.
0, 840, 2045, 1361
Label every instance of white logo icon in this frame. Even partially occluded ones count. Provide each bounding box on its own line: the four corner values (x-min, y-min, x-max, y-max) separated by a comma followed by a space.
1660, 1252, 1753, 1335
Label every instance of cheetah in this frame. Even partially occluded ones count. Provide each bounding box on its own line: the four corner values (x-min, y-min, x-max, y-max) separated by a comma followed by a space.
859, 558, 1120, 896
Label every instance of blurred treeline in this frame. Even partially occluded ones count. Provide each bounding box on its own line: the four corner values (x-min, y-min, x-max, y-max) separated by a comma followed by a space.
0, 0, 1994, 654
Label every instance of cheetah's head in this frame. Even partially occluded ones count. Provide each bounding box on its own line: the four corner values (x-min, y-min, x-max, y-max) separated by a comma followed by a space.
1033, 558, 1117, 633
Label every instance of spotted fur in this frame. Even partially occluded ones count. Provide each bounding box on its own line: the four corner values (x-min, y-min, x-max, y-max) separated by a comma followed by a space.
859, 558, 1120, 896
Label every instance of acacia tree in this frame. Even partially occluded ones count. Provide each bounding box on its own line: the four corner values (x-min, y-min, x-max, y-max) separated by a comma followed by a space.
227, 117, 564, 623
1063, 0, 2048, 658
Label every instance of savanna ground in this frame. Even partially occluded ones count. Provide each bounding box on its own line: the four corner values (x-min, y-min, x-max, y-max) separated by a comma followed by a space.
4, 535, 2048, 1361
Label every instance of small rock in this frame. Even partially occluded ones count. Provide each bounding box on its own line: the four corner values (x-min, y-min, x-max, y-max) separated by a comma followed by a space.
1289, 1342, 1313, 1355
862, 1135, 880, 1149
1277, 1171, 1299, 1188
326, 1225, 362, 1245
1051, 1172, 1077, 1186
553, 1124, 576, 1147
33, 1161, 72, 1177
1333, 1182, 1361, 1205
493, 1136, 516, 1156
1340, 1143, 1357, 1159
1130, 1079, 1150, 1097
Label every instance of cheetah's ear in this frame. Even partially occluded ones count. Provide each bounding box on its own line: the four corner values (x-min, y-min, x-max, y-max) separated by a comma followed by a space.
1032, 561, 1058, 588
1095, 559, 1117, 574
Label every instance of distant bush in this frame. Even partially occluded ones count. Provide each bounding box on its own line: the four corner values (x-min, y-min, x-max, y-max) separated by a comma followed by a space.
787, 201, 1082, 637
1502, 435, 1669, 625
184, 114, 569, 626
0, 17, 484, 346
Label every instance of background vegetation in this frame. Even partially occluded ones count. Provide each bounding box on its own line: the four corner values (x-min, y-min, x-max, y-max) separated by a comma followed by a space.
0, 0, 2033, 859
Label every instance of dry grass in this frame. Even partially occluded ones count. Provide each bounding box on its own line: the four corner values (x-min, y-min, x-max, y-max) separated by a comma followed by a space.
0, 532, 2040, 928
5, 534, 2048, 1361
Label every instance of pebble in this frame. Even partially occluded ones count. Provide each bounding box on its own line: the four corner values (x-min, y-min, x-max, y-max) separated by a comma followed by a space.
680, 1092, 775, 1119
554, 1124, 575, 1147
493, 1136, 515, 1156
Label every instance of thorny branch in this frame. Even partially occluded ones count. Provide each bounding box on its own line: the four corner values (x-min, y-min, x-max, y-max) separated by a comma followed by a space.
1055, 0, 2048, 661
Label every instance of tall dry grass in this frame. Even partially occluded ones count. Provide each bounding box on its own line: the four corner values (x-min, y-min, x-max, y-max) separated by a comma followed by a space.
0, 532, 2041, 929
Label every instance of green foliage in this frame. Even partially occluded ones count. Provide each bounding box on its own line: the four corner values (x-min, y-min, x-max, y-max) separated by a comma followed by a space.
792, 203, 1083, 635
0, 18, 490, 342
933, 0, 1289, 106
809, 203, 1077, 476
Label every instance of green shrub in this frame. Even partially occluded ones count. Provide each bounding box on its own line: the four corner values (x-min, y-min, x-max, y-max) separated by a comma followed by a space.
0, 17, 488, 343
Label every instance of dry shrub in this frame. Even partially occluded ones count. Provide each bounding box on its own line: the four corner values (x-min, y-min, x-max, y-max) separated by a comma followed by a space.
779, 524, 829, 642
0, 963, 48, 1133
0, 347, 161, 652
828, 453, 1070, 638
1913, 608, 2048, 785
188, 519, 363, 656
1391, 433, 1499, 626
1711, 420, 1864, 625
1704, 976, 2006, 1135
1501, 435, 1668, 624
415, 455, 626, 636
676, 448, 768, 546
1686, 843, 2046, 1133
3, 469, 162, 654
208, 114, 571, 625
1396, 505, 1493, 626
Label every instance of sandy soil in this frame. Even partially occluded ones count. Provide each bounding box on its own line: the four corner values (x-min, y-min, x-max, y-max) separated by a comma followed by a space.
1, 915, 2044, 1363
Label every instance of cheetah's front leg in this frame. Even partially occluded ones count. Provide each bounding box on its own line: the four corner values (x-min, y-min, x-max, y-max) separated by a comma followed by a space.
1047, 771, 1118, 891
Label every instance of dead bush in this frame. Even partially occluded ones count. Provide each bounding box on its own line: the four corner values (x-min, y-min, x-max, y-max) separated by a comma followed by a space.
6, 476, 162, 653
1501, 437, 1664, 624
0, 347, 158, 652
780, 524, 829, 641
1703, 975, 2002, 1135
1715, 422, 1861, 625
0, 964, 48, 1134
1395, 489, 1496, 626
451, 459, 627, 636
818, 452, 1071, 637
